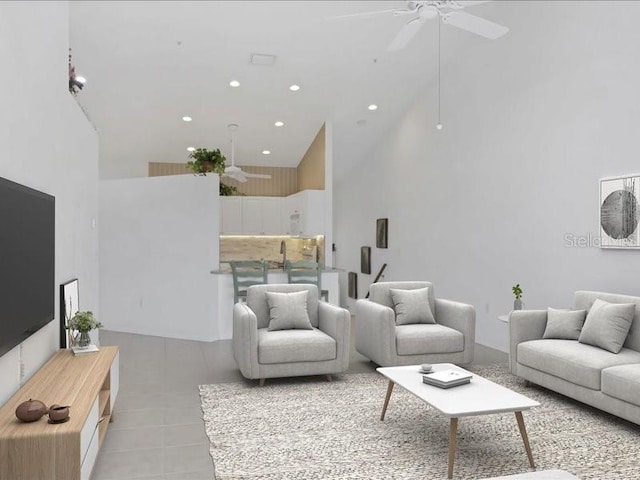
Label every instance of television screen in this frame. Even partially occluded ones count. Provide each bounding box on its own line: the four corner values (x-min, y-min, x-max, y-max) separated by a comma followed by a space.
0, 177, 55, 357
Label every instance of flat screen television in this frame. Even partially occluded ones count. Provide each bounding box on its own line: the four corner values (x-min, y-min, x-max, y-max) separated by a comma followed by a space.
0, 176, 55, 357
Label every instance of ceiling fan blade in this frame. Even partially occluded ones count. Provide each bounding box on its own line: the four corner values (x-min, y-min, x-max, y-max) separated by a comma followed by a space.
442, 11, 508, 39
386, 17, 425, 51
245, 173, 272, 180
449, 1, 491, 8
224, 172, 248, 183
330, 8, 403, 19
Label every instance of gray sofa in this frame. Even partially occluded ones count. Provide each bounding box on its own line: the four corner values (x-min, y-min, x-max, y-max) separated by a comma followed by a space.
232, 284, 350, 384
355, 281, 475, 367
509, 290, 640, 425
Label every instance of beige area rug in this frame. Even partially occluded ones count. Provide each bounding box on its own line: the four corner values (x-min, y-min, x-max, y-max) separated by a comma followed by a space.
199, 365, 640, 479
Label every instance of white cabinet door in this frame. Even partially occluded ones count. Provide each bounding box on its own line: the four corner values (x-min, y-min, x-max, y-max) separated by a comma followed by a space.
282, 193, 302, 235
261, 198, 282, 234
221, 197, 242, 234
242, 198, 263, 234
297, 190, 324, 236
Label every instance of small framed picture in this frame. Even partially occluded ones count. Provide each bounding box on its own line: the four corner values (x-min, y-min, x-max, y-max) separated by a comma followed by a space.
376, 218, 388, 249
348, 272, 358, 299
361, 246, 371, 274
60, 279, 79, 348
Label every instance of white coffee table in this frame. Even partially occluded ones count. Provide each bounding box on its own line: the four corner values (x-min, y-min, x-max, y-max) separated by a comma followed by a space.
377, 363, 540, 479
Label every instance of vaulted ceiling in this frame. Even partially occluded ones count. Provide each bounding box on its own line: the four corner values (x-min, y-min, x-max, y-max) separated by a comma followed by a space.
70, 1, 506, 179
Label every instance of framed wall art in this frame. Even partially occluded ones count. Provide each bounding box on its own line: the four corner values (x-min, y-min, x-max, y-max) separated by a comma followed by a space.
361, 246, 371, 274
376, 218, 388, 248
348, 272, 358, 299
60, 279, 79, 348
600, 174, 640, 249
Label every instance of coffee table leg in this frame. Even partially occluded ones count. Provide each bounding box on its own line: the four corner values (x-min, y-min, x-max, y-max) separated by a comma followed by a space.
515, 411, 535, 468
448, 417, 458, 479
380, 381, 395, 421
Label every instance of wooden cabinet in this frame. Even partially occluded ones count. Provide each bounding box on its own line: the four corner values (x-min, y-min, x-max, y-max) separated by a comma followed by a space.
0, 347, 119, 480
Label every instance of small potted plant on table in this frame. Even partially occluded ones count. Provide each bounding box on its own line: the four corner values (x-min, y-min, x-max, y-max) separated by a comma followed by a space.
67, 311, 102, 354
512, 284, 524, 310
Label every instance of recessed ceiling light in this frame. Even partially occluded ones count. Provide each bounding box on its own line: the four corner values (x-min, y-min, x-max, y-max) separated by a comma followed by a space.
229, 80, 240, 87
274, 121, 284, 127
262, 150, 271, 155
182, 116, 192, 122
75, 76, 86, 84
187, 147, 195, 152
368, 104, 378, 111
289, 84, 300, 92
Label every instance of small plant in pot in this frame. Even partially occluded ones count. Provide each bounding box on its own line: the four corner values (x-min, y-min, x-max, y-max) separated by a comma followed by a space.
66, 311, 102, 348
186, 148, 239, 196
512, 284, 524, 310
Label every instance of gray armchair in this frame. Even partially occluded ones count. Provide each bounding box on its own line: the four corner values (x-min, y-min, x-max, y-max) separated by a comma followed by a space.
232, 284, 350, 385
355, 281, 475, 366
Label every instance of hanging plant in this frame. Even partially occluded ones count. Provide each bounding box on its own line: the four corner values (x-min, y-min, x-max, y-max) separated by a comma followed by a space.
186, 148, 240, 196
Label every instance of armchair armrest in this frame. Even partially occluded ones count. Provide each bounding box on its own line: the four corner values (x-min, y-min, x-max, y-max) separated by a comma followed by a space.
355, 299, 396, 365
232, 302, 259, 379
509, 310, 547, 374
435, 298, 476, 364
319, 302, 351, 371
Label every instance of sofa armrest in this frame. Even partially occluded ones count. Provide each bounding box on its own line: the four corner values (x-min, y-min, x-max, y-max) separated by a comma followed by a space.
435, 298, 476, 364
509, 310, 547, 375
232, 303, 259, 379
319, 302, 351, 371
355, 299, 396, 365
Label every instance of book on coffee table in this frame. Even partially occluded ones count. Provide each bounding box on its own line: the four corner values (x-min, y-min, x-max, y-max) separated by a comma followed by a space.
422, 369, 472, 389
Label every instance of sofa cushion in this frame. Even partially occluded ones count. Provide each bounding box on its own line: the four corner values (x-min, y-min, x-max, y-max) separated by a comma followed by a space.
369, 282, 436, 319
517, 339, 640, 390
258, 328, 336, 364
265, 290, 313, 331
578, 299, 635, 353
542, 308, 586, 340
390, 287, 436, 325
602, 364, 640, 407
396, 324, 463, 356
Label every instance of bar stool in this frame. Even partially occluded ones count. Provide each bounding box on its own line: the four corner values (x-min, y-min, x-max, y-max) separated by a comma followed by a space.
230, 260, 268, 304
284, 260, 329, 302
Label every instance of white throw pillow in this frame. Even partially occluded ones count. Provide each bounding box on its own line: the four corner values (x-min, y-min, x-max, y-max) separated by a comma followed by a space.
542, 308, 587, 340
389, 287, 436, 326
265, 290, 313, 331
578, 299, 635, 353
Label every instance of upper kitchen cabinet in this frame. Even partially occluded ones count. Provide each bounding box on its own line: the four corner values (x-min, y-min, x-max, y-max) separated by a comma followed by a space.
242, 197, 282, 234
221, 197, 243, 234
283, 190, 325, 236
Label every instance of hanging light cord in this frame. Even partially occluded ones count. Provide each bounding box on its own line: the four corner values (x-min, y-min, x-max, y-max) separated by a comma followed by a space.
438, 16, 441, 126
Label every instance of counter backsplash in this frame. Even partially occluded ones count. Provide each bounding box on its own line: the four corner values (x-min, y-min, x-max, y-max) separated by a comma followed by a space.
220, 235, 324, 269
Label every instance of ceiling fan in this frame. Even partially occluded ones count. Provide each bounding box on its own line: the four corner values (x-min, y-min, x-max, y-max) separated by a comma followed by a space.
336, 1, 509, 51
223, 124, 272, 183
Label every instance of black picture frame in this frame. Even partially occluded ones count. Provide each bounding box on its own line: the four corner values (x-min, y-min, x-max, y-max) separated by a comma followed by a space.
376, 218, 388, 248
60, 279, 79, 348
360, 246, 371, 274
348, 272, 358, 299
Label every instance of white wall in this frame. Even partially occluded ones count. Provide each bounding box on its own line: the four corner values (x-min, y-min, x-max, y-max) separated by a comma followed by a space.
334, 1, 640, 352
0, 2, 99, 404
99, 174, 220, 340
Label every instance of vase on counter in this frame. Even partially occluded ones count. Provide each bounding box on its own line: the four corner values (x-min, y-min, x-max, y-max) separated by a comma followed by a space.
74, 331, 92, 348
514, 299, 524, 311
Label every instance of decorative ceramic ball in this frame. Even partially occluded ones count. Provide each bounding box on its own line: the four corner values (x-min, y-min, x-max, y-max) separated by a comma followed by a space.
15, 399, 48, 422
48, 404, 70, 423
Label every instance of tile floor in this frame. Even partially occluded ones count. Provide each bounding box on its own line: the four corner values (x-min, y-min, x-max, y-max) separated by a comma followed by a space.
94, 324, 507, 480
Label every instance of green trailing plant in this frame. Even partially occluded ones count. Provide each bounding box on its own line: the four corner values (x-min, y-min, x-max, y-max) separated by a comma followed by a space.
186, 148, 240, 196
66, 311, 103, 333
512, 284, 523, 300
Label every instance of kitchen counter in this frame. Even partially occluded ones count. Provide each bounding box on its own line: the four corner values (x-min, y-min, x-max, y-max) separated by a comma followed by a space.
210, 267, 342, 274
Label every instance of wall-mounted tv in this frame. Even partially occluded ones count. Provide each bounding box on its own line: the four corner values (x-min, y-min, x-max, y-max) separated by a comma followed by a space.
0, 176, 55, 357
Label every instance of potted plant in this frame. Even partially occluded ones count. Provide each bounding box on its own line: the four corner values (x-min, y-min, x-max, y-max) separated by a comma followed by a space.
66, 311, 103, 348
186, 148, 239, 196
512, 284, 524, 310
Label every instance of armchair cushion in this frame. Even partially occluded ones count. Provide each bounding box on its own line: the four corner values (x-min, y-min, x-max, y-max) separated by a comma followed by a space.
369, 281, 436, 319
396, 324, 463, 356
390, 287, 436, 325
578, 299, 635, 353
265, 290, 313, 331
542, 308, 586, 340
258, 328, 336, 364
